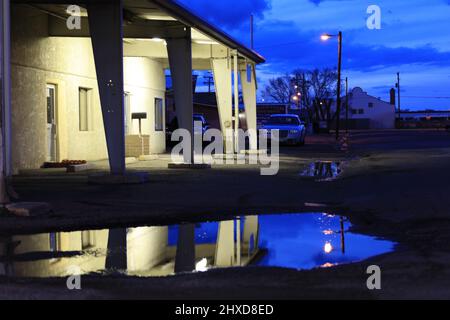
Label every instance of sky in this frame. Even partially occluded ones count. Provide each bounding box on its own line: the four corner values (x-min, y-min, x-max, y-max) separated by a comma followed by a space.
178, 0, 450, 110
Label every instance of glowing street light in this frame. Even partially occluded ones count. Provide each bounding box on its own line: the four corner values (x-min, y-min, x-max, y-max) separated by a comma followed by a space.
320, 34, 332, 41
324, 242, 333, 254
320, 31, 343, 140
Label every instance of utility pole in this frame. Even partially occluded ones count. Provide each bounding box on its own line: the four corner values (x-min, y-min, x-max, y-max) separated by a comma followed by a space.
250, 14, 254, 49
203, 73, 214, 93
335, 31, 342, 140
345, 77, 349, 133
396, 72, 401, 120
1, 0, 11, 206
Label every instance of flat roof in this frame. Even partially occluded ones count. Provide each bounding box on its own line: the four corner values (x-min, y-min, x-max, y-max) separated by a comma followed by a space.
150, 0, 265, 64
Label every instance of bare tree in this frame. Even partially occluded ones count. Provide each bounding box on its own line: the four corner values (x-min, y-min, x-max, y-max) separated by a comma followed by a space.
262, 74, 293, 104
263, 68, 339, 126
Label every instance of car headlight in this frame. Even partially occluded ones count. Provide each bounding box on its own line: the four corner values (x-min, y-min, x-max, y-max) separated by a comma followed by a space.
289, 130, 299, 134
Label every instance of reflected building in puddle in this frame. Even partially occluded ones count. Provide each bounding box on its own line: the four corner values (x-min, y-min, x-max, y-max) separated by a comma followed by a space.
0, 213, 394, 277
1, 216, 260, 278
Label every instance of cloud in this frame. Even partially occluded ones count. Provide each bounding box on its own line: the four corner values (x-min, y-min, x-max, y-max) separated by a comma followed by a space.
178, 0, 271, 29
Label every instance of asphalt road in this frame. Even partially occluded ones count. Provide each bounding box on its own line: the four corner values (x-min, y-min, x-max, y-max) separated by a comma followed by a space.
2, 129, 450, 299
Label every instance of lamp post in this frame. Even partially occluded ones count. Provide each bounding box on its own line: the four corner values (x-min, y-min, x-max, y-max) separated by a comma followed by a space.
321, 32, 342, 140
345, 77, 349, 133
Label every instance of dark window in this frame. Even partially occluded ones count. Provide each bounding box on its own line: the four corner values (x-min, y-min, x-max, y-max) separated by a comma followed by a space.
79, 88, 92, 131
155, 98, 164, 131
49, 233, 60, 252
368, 102, 374, 108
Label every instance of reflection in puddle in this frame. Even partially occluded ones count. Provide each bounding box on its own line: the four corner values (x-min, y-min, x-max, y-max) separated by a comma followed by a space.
0, 213, 393, 278
300, 161, 342, 181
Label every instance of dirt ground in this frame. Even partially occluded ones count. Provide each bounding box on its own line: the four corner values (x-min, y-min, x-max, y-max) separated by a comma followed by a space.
1, 129, 450, 299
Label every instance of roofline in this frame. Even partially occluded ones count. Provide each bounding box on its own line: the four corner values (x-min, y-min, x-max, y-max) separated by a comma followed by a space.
150, 0, 265, 64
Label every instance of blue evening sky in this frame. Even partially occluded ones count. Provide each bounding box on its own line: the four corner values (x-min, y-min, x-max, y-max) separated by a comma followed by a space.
178, 0, 450, 110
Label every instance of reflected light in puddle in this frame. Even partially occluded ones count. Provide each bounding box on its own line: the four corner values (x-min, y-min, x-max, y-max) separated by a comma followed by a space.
324, 242, 333, 254
195, 258, 209, 272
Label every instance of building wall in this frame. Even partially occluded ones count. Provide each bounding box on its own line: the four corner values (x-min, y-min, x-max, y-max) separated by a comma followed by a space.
11, 6, 106, 173
12, 230, 109, 277
347, 87, 395, 129
124, 57, 166, 154
10, 7, 167, 174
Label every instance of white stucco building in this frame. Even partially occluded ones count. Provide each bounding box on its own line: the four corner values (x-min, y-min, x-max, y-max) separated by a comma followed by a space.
1, 0, 264, 175
343, 87, 396, 129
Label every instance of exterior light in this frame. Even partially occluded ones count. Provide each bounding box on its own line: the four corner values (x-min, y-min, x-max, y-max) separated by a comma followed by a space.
195, 258, 208, 272
324, 242, 333, 254
195, 40, 219, 45
297, 92, 301, 96
321, 34, 331, 41
292, 96, 298, 101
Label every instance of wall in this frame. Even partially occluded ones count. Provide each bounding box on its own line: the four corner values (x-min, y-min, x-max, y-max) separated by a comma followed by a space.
348, 87, 395, 129
124, 57, 166, 154
10, 7, 167, 174
127, 226, 168, 272
12, 230, 109, 277
11, 6, 107, 173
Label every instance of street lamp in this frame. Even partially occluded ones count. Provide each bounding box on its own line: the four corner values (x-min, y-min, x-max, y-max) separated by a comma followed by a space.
321, 32, 343, 140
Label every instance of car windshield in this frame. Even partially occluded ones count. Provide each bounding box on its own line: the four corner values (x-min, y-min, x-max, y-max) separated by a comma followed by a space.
267, 116, 300, 126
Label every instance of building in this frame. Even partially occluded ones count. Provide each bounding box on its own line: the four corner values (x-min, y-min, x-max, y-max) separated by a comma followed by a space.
398, 110, 450, 129
342, 87, 396, 129
4, 216, 259, 277
1, 0, 264, 175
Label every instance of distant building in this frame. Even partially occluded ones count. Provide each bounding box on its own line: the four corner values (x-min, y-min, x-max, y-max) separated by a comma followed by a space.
342, 87, 396, 129
398, 110, 450, 129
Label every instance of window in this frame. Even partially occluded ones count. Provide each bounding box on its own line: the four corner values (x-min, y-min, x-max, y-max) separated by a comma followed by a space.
351, 109, 357, 115
81, 231, 96, 250
358, 109, 364, 114
124, 92, 131, 135
49, 233, 60, 252
79, 88, 92, 131
368, 102, 374, 108
155, 97, 164, 131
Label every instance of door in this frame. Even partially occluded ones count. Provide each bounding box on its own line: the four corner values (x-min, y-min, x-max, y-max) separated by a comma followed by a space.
46, 84, 57, 162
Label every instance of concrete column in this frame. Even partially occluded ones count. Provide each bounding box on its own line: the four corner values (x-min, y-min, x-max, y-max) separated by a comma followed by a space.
241, 63, 258, 150
167, 29, 194, 164
106, 228, 127, 270
215, 220, 235, 267
1, 0, 11, 177
174, 224, 195, 273
211, 57, 233, 154
87, 0, 125, 175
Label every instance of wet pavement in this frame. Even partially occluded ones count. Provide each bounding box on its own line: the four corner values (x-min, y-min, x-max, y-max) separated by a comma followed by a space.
300, 161, 343, 181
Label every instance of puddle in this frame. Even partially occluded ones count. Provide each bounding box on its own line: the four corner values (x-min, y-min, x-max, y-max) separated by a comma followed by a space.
300, 161, 342, 181
0, 213, 394, 278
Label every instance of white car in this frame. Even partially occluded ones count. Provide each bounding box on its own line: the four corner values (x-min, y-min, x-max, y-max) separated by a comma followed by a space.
262, 114, 306, 145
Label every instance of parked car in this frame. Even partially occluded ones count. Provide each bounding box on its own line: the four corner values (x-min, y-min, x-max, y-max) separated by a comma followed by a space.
166, 114, 210, 145
261, 114, 306, 145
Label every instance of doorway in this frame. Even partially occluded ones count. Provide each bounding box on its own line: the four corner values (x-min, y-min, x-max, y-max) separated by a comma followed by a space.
46, 84, 57, 162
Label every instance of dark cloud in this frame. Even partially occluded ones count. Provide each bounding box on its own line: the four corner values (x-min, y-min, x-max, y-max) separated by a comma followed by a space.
249, 20, 450, 75
178, 0, 271, 29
